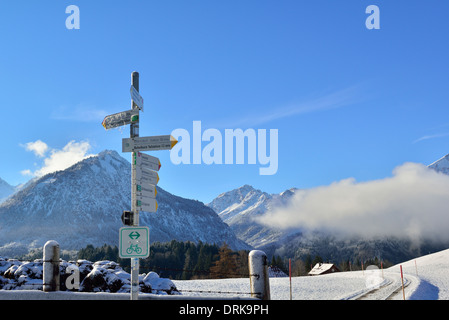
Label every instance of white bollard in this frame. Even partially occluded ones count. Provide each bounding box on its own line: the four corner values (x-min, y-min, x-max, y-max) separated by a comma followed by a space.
43, 240, 60, 292
248, 250, 270, 300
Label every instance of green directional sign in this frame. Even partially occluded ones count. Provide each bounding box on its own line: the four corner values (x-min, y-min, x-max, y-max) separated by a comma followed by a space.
119, 226, 149, 258
129, 231, 140, 240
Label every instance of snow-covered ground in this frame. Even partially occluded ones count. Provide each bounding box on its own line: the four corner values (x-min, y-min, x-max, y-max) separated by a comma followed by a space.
173, 248, 449, 300
0, 248, 447, 300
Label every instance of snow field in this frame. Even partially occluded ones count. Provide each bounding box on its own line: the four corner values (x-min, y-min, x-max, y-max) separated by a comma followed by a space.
173, 248, 449, 300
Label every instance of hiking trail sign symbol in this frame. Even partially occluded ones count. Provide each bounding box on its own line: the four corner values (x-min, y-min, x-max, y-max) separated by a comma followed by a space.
119, 226, 150, 258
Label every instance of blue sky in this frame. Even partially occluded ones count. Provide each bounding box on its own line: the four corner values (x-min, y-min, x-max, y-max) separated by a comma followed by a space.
0, 1, 448, 203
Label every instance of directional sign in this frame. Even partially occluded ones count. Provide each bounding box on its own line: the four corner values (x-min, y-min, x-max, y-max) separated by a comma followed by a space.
136, 196, 158, 213
102, 109, 138, 130
135, 167, 159, 186
133, 152, 161, 172
119, 226, 150, 258
134, 183, 157, 199
130, 85, 144, 111
122, 135, 178, 152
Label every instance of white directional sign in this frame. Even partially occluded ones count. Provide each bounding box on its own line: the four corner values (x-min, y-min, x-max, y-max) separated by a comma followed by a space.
102, 109, 139, 130
133, 152, 161, 172
122, 135, 178, 152
130, 85, 144, 111
136, 196, 158, 213
134, 183, 157, 199
135, 166, 159, 186
119, 226, 150, 258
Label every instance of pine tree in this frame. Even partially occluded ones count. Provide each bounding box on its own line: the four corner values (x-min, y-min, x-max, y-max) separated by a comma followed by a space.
304, 254, 312, 272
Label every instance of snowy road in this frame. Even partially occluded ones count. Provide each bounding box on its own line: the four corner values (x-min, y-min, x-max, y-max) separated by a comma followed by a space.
173, 269, 424, 300
347, 273, 416, 300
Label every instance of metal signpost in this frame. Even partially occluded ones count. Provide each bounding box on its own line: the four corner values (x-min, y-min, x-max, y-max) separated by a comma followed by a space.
102, 71, 177, 300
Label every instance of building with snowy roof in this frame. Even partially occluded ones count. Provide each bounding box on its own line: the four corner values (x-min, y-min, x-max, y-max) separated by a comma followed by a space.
308, 263, 340, 276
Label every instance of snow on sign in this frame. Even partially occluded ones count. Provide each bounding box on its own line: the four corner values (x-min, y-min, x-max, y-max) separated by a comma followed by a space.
122, 135, 178, 152
102, 109, 139, 130
130, 85, 144, 111
119, 226, 150, 258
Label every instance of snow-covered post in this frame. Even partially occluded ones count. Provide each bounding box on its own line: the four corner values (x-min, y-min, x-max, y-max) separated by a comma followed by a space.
43, 240, 60, 292
249, 250, 270, 300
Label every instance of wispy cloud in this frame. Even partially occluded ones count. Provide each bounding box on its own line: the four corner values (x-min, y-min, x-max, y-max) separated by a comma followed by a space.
51, 104, 108, 122
211, 85, 363, 128
413, 132, 449, 144
21, 140, 95, 177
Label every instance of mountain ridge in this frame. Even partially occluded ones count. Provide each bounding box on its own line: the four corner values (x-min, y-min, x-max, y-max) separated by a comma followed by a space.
207, 154, 449, 263
0, 150, 249, 257
0, 178, 16, 203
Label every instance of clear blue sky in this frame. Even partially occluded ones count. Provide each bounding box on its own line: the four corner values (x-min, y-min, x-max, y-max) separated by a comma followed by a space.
1, 1, 448, 203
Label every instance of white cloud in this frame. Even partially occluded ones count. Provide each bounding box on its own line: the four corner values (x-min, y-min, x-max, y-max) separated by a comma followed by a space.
23, 140, 49, 157
257, 163, 449, 242
20, 169, 33, 176
413, 132, 449, 143
21, 140, 95, 177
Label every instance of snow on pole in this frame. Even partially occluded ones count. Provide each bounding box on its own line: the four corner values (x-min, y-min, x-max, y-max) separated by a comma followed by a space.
400, 265, 405, 300
248, 250, 270, 300
43, 240, 60, 292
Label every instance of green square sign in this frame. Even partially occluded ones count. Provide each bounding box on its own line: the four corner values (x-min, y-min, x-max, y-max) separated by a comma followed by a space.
119, 226, 150, 258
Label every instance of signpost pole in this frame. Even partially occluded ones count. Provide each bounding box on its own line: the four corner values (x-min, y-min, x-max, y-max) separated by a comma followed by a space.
130, 71, 140, 300
103, 71, 176, 300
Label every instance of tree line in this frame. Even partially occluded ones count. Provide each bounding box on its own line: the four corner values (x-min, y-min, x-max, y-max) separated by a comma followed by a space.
77, 240, 249, 280
76, 241, 393, 279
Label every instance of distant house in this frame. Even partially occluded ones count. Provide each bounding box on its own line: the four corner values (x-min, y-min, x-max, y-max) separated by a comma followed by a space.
308, 263, 340, 276
268, 266, 288, 278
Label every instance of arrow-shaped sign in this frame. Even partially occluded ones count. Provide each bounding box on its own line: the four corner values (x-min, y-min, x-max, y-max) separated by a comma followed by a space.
134, 152, 161, 172
135, 167, 159, 186
129, 231, 141, 240
102, 109, 139, 130
134, 184, 157, 199
136, 197, 158, 213
123, 135, 178, 153
130, 85, 144, 111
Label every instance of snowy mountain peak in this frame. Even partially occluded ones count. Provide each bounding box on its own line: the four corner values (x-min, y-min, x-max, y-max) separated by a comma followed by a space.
0, 178, 15, 203
428, 153, 449, 175
0, 150, 249, 256
207, 185, 267, 221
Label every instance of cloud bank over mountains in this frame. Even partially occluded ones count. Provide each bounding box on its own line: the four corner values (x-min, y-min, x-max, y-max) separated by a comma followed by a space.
258, 162, 449, 242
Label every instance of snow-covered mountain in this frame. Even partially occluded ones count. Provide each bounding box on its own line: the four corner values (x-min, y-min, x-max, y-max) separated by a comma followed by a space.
0, 178, 15, 203
208, 154, 449, 263
207, 185, 298, 248
428, 153, 449, 174
0, 150, 249, 257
